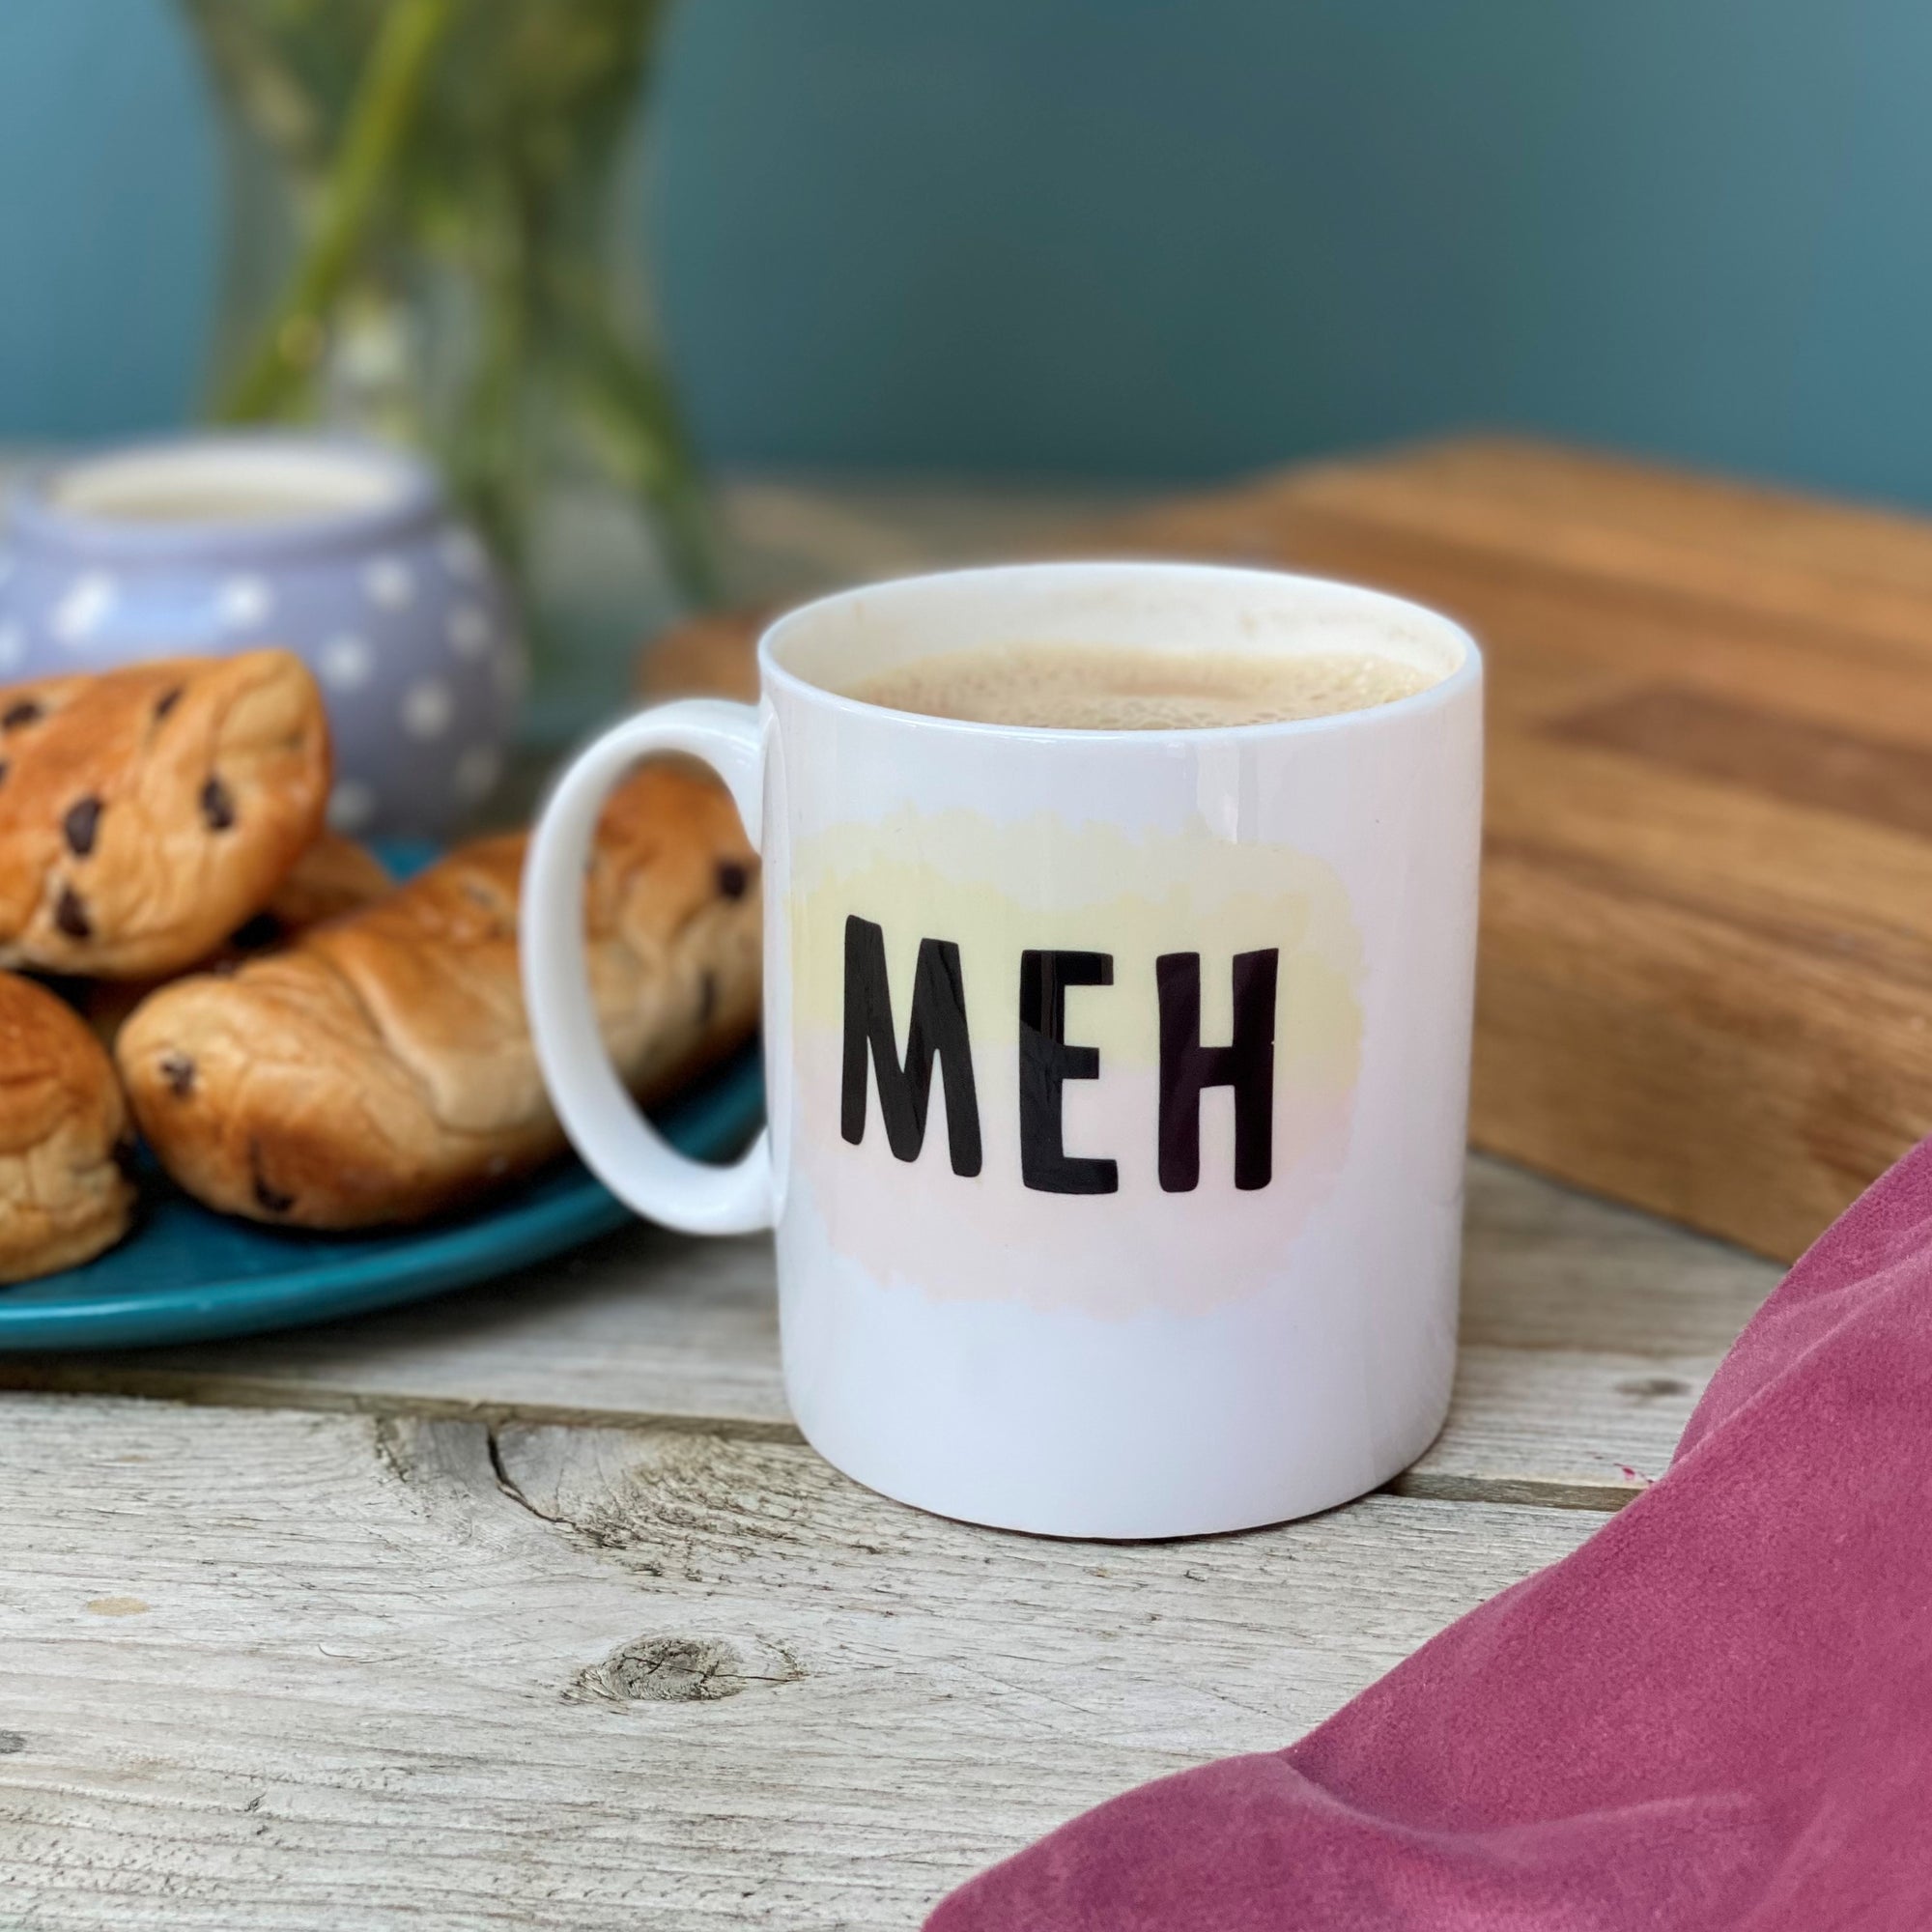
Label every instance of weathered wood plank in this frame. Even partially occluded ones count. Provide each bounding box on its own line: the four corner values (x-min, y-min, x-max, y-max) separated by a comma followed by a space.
0, 1157, 1779, 1514
0, 1393, 1599, 1930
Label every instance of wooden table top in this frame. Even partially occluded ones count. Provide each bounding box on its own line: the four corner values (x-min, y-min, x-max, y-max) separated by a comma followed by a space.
0, 472, 1784, 1930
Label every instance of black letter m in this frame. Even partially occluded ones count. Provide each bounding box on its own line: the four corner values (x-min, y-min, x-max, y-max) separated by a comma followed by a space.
840, 916, 982, 1176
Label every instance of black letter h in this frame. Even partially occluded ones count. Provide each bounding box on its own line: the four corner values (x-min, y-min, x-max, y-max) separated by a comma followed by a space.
1156, 950, 1278, 1191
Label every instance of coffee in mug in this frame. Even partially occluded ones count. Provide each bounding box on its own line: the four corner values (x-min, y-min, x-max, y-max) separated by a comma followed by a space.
523, 563, 1483, 1539
842, 639, 1438, 729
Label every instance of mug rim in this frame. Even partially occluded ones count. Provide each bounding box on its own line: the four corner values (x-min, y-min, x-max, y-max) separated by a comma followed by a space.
756, 558, 1482, 744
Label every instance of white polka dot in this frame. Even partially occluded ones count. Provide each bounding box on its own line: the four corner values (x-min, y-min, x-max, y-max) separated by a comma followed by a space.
439, 528, 487, 580
453, 743, 502, 802
52, 572, 115, 645
216, 574, 273, 629
446, 604, 491, 659
492, 643, 527, 702
0, 620, 23, 672
364, 556, 414, 610
400, 678, 454, 739
319, 634, 373, 691
327, 781, 375, 833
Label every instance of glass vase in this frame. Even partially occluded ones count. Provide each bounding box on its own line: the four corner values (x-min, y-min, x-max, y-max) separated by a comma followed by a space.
184, 0, 715, 742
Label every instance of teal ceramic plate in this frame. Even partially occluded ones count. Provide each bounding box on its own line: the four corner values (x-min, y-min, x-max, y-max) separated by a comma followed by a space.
0, 838, 764, 1351
0, 1047, 762, 1352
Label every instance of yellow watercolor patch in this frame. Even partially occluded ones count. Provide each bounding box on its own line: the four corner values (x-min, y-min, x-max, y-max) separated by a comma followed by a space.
787, 809, 1365, 1317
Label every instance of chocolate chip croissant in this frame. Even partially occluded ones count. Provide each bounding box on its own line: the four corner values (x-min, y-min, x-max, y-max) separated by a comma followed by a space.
117, 763, 760, 1229
0, 651, 330, 979
0, 970, 134, 1282
75, 832, 393, 1048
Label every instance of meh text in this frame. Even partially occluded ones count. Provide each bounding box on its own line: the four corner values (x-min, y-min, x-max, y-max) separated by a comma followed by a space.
839, 914, 1278, 1194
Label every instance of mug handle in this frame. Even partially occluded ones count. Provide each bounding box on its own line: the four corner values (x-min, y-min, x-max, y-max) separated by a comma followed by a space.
521, 699, 774, 1236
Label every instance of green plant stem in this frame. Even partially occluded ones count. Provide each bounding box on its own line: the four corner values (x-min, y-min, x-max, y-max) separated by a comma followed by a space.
214, 0, 459, 423
446, 185, 538, 573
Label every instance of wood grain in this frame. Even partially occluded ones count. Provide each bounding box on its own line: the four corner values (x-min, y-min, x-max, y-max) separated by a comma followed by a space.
0, 1156, 1778, 1514
0, 1393, 1598, 1930
1553, 687, 1932, 841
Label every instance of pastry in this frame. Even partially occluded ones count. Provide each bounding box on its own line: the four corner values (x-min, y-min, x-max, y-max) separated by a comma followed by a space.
0, 651, 330, 979
77, 833, 393, 1046
234, 830, 393, 943
0, 970, 134, 1283
118, 764, 760, 1228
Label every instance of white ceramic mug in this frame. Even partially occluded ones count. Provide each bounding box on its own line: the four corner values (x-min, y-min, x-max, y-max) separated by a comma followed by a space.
524, 562, 1483, 1538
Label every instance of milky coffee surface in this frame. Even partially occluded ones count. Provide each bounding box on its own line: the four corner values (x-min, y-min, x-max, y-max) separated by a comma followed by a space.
843, 640, 1437, 730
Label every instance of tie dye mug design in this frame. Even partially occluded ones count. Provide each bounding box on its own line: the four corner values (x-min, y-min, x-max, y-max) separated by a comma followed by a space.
524, 563, 1483, 1537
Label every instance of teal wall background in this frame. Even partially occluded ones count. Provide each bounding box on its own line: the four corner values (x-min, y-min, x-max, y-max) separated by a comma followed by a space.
1, 2, 1926, 497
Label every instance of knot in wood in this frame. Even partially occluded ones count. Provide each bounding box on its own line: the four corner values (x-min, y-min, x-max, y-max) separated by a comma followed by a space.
600, 1635, 746, 1703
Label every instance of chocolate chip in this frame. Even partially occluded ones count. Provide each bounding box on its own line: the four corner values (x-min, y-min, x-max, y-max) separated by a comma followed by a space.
230, 912, 282, 951
248, 1138, 294, 1213
53, 886, 90, 940
699, 971, 718, 1024
63, 796, 102, 857
0, 761, 9, 789
252, 1172, 295, 1215
154, 686, 183, 721
2, 698, 43, 730
715, 859, 750, 900
200, 777, 236, 831
159, 1052, 195, 1097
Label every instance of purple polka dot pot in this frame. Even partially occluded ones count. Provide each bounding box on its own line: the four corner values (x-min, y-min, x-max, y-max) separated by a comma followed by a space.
0, 436, 526, 838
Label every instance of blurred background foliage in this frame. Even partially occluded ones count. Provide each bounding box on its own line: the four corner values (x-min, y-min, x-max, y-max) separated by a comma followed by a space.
1, 0, 1927, 501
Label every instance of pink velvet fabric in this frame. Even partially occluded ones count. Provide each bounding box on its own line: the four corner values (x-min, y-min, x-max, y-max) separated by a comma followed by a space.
928, 1139, 1932, 1931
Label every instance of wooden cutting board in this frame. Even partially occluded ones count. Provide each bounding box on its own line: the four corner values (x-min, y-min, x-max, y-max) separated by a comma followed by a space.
644, 438, 1932, 1261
